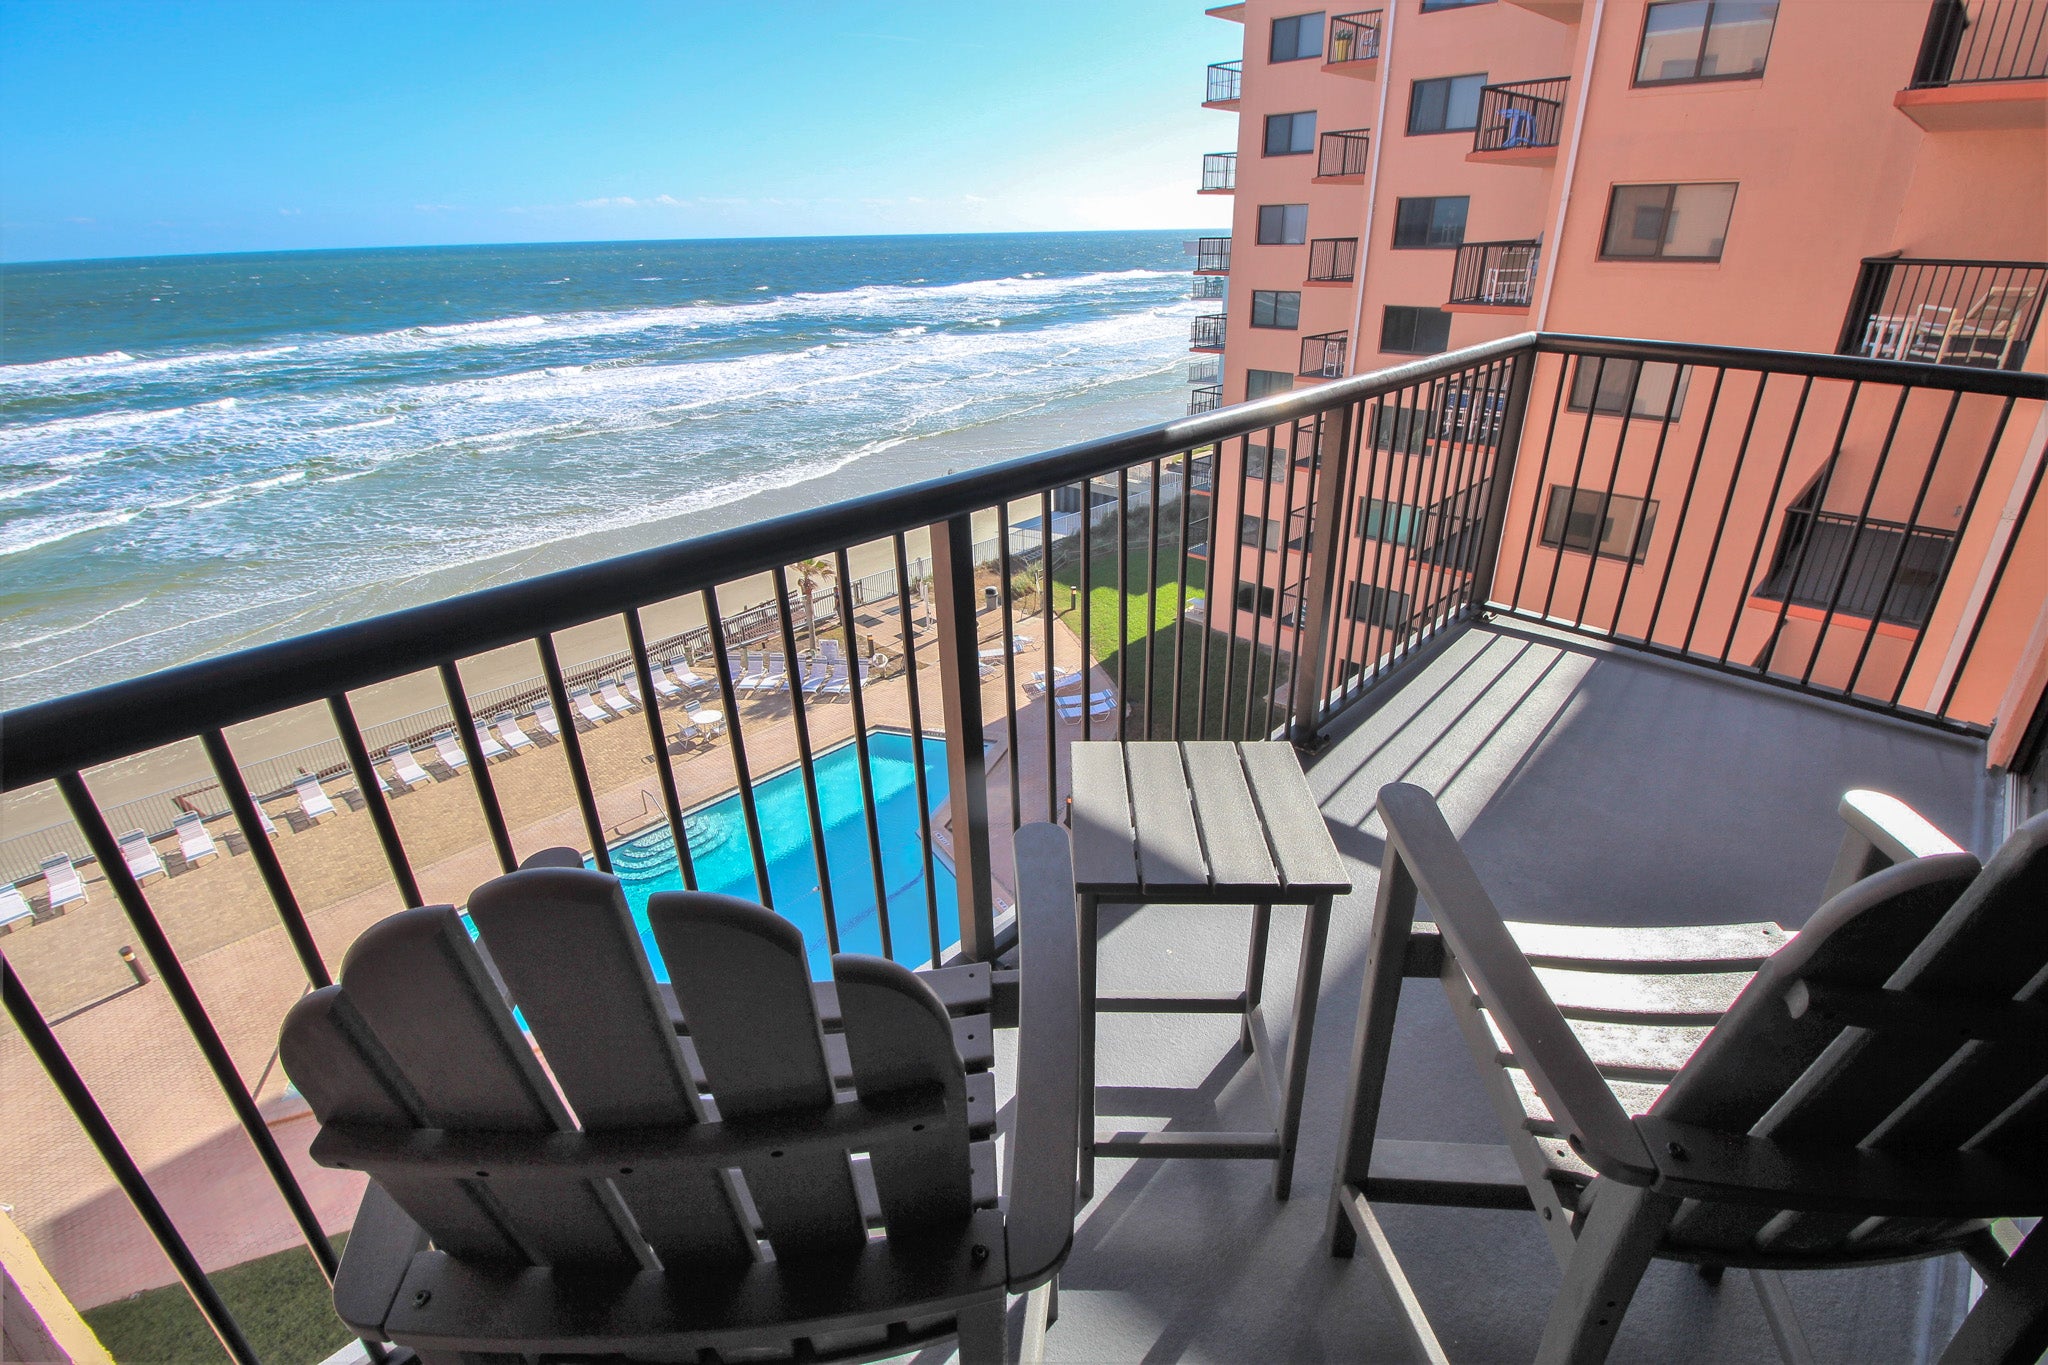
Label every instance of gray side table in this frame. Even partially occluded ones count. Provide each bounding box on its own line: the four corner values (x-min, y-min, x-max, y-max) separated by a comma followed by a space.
1069, 740, 1351, 1200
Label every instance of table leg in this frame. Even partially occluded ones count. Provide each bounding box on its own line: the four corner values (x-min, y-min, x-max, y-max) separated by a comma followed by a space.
1241, 902, 1271, 1054
1078, 891, 1099, 1201
1272, 895, 1334, 1200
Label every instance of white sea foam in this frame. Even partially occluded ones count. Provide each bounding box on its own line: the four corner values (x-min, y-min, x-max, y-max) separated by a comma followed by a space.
0, 508, 140, 557
0, 475, 74, 501
413, 315, 546, 337
0, 350, 135, 378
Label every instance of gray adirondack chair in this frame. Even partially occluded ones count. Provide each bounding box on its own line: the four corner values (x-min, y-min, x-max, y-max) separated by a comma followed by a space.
280, 824, 1080, 1364
1330, 783, 2048, 1364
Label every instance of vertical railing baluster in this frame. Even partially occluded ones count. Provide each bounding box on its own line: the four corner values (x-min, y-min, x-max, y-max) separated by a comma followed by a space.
1509, 354, 1572, 612
1799, 387, 1914, 688
927, 517, 995, 962
1289, 401, 1356, 741
1607, 363, 1684, 642
1171, 450, 1196, 738
702, 586, 773, 908
201, 730, 329, 988
1573, 363, 1647, 631
997, 501, 1022, 828
439, 661, 516, 874
1369, 392, 1425, 690
1080, 478, 1096, 742
1117, 466, 1131, 742
1243, 427, 1283, 740
1396, 381, 1463, 668
889, 535, 942, 960
771, 566, 839, 953
1317, 399, 1369, 718
1217, 434, 1258, 737
1644, 367, 1726, 650
1539, 357, 1608, 623
833, 548, 894, 960
537, 634, 612, 874
1727, 376, 1821, 672
1040, 489, 1058, 823
1346, 396, 1390, 700
1278, 411, 1328, 738
1845, 390, 1963, 698
1680, 372, 1771, 660
1442, 363, 1500, 627
1144, 458, 1163, 740
626, 611, 698, 890
327, 694, 423, 907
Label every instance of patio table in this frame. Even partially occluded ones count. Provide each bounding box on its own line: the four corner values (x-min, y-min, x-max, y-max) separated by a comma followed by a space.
1068, 740, 1350, 1199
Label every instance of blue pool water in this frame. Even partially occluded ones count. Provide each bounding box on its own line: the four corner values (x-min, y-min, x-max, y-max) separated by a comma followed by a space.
600, 730, 956, 979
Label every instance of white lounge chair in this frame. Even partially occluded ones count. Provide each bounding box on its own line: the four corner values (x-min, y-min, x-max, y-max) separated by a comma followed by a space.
474, 723, 509, 762
600, 680, 638, 715
174, 812, 220, 865
392, 742, 439, 785
0, 882, 33, 929
295, 775, 337, 823
646, 667, 682, 702
1027, 667, 1079, 695
494, 713, 536, 752
39, 855, 86, 910
730, 650, 764, 690
118, 829, 166, 884
1055, 690, 1119, 723
534, 701, 562, 737
253, 804, 279, 838
810, 661, 847, 697
571, 688, 611, 727
739, 653, 785, 695
669, 660, 708, 691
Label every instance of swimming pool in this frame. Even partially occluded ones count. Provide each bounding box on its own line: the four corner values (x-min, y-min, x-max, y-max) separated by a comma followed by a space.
600, 731, 957, 979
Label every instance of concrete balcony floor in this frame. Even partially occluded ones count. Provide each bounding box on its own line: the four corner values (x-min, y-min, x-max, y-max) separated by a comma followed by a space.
990, 619, 1993, 1364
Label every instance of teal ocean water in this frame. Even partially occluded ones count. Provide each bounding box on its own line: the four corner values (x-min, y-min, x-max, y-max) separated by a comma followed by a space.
0, 231, 1194, 706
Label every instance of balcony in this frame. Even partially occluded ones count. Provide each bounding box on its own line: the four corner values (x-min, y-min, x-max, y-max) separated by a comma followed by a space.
2, 334, 2042, 1365
1204, 59, 1242, 108
1839, 255, 2046, 369
1188, 357, 1221, 385
1504, 0, 1583, 20
1299, 330, 1348, 377
1190, 274, 1225, 301
1468, 77, 1568, 165
1307, 237, 1359, 285
1188, 384, 1224, 415
1897, 0, 2048, 129
1192, 235, 1231, 275
1199, 152, 1236, 194
1313, 128, 1371, 183
1446, 239, 1541, 310
1323, 9, 1383, 77
1191, 312, 1227, 351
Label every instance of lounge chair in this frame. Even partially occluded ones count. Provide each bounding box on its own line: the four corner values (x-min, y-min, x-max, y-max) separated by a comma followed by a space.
294, 775, 336, 823
1330, 785, 2048, 1363
534, 701, 562, 737
668, 659, 708, 691
173, 812, 220, 865
39, 855, 85, 910
0, 882, 33, 930
1054, 689, 1118, 723
810, 661, 847, 697
646, 666, 682, 703
739, 652, 786, 695
494, 713, 536, 752
473, 723, 509, 762
428, 732, 468, 773
600, 679, 638, 715
1027, 667, 1079, 695
278, 827, 1082, 1364
253, 804, 279, 838
570, 688, 611, 727
118, 829, 166, 884
729, 649, 765, 690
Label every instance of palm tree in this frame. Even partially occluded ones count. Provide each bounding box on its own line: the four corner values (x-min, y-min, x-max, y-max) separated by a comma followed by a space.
793, 557, 835, 653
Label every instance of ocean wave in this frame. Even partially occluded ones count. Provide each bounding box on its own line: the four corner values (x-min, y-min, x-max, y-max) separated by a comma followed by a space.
0, 508, 140, 557
0, 475, 74, 501
0, 403, 192, 438
0, 345, 299, 386
413, 315, 547, 337
0, 351, 135, 378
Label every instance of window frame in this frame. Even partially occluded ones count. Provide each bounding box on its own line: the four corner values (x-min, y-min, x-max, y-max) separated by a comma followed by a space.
1390, 195, 1470, 250
1269, 11, 1326, 63
1598, 182, 1738, 263
1632, 0, 1779, 88
1565, 358, 1692, 420
1406, 73, 1488, 135
1540, 485, 1660, 563
1244, 371, 1295, 405
1346, 582, 1414, 629
1257, 203, 1311, 245
1249, 290, 1303, 330
1263, 110, 1318, 156
1380, 305, 1455, 356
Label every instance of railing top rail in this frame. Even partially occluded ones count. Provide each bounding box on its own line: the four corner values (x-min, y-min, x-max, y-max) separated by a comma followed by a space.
1209, 59, 1243, 70
1323, 126, 1372, 137
1332, 8, 1384, 21
1535, 332, 2048, 397
1483, 76, 1569, 93
1457, 238, 1544, 250
1858, 253, 2048, 269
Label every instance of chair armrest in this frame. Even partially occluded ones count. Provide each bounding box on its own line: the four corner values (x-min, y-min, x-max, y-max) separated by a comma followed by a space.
1822, 790, 1965, 900
1002, 823, 1081, 1291
1375, 784, 1657, 1185
332, 1182, 429, 1337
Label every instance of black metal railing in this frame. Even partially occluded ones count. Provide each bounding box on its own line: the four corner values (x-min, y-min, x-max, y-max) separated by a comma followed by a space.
1201, 153, 1237, 192
1192, 312, 1228, 350
1449, 240, 1541, 306
1192, 275, 1226, 301
1206, 60, 1243, 103
1190, 384, 1224, 415
3, 328, 2043, 1361
1189, 357, 1221, 385
1911, 0, 2048, 85
1194, 236, 1232, 274
1301, 331, 1349, 377
1317, 129, 1372, 178
1472, 77, 1568, 153
1309, 237, 1360, 283
1328, 9, 1384, 64
1838, 256, 2047, 370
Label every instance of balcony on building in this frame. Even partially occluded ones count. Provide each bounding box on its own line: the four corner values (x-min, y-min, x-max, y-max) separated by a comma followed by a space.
1322, 9, 1383, 77
1191, 311, 1227, 352
1191, 274, 1226, 302
1839, 256, 2047, 369
1467, 77, 1569, 165
1299, 330, 1348, 377
1199, 152, 1237, 194
1189, 357, 1221, 387
1188, 383, 1225, 415
1192, 235, 1232, 275
1204, 59, 1242, 109
1896, 0, 2048, 129
1306, 237, 1359, 286
1313, 129, 1372, 183
1204, 0, 1246, 20
1446, 239, 1542, 311
1503, 0, 1583, 21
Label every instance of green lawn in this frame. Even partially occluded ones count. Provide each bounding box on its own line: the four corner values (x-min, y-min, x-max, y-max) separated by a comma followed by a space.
82, 1235, 351, 1365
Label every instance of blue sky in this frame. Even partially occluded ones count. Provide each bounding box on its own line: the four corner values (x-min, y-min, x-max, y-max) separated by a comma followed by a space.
0, 0, 1238, 262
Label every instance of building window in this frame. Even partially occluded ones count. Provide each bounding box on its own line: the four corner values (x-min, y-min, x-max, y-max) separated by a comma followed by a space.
1257, 203, 1310, 245
1372, 402, 1430, 454
1270, 11, 1326, 62
1567, 359, 1691, 419
1541, 486, 1658, 562
1245, 370, 1295, 403
1421, 0, 1494, 8
1755, 486, 1955, 628
1359, 499, 1422, 545
1250, 290, 1302, 329
1391, 196, 1469, 249
1347, 583, 1413, 628
1635, 1, 1778, 86
1241, 514, 1283, 547
1601, 183, 1738, 261
1237, 581, 1279, 616
1407, 74, 1487, 134
1264, 111, 1317, 155
1381, 306, 1454, 355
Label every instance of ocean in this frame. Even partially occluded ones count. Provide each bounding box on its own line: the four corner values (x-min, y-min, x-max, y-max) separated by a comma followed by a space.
0, 231, 1197, 710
